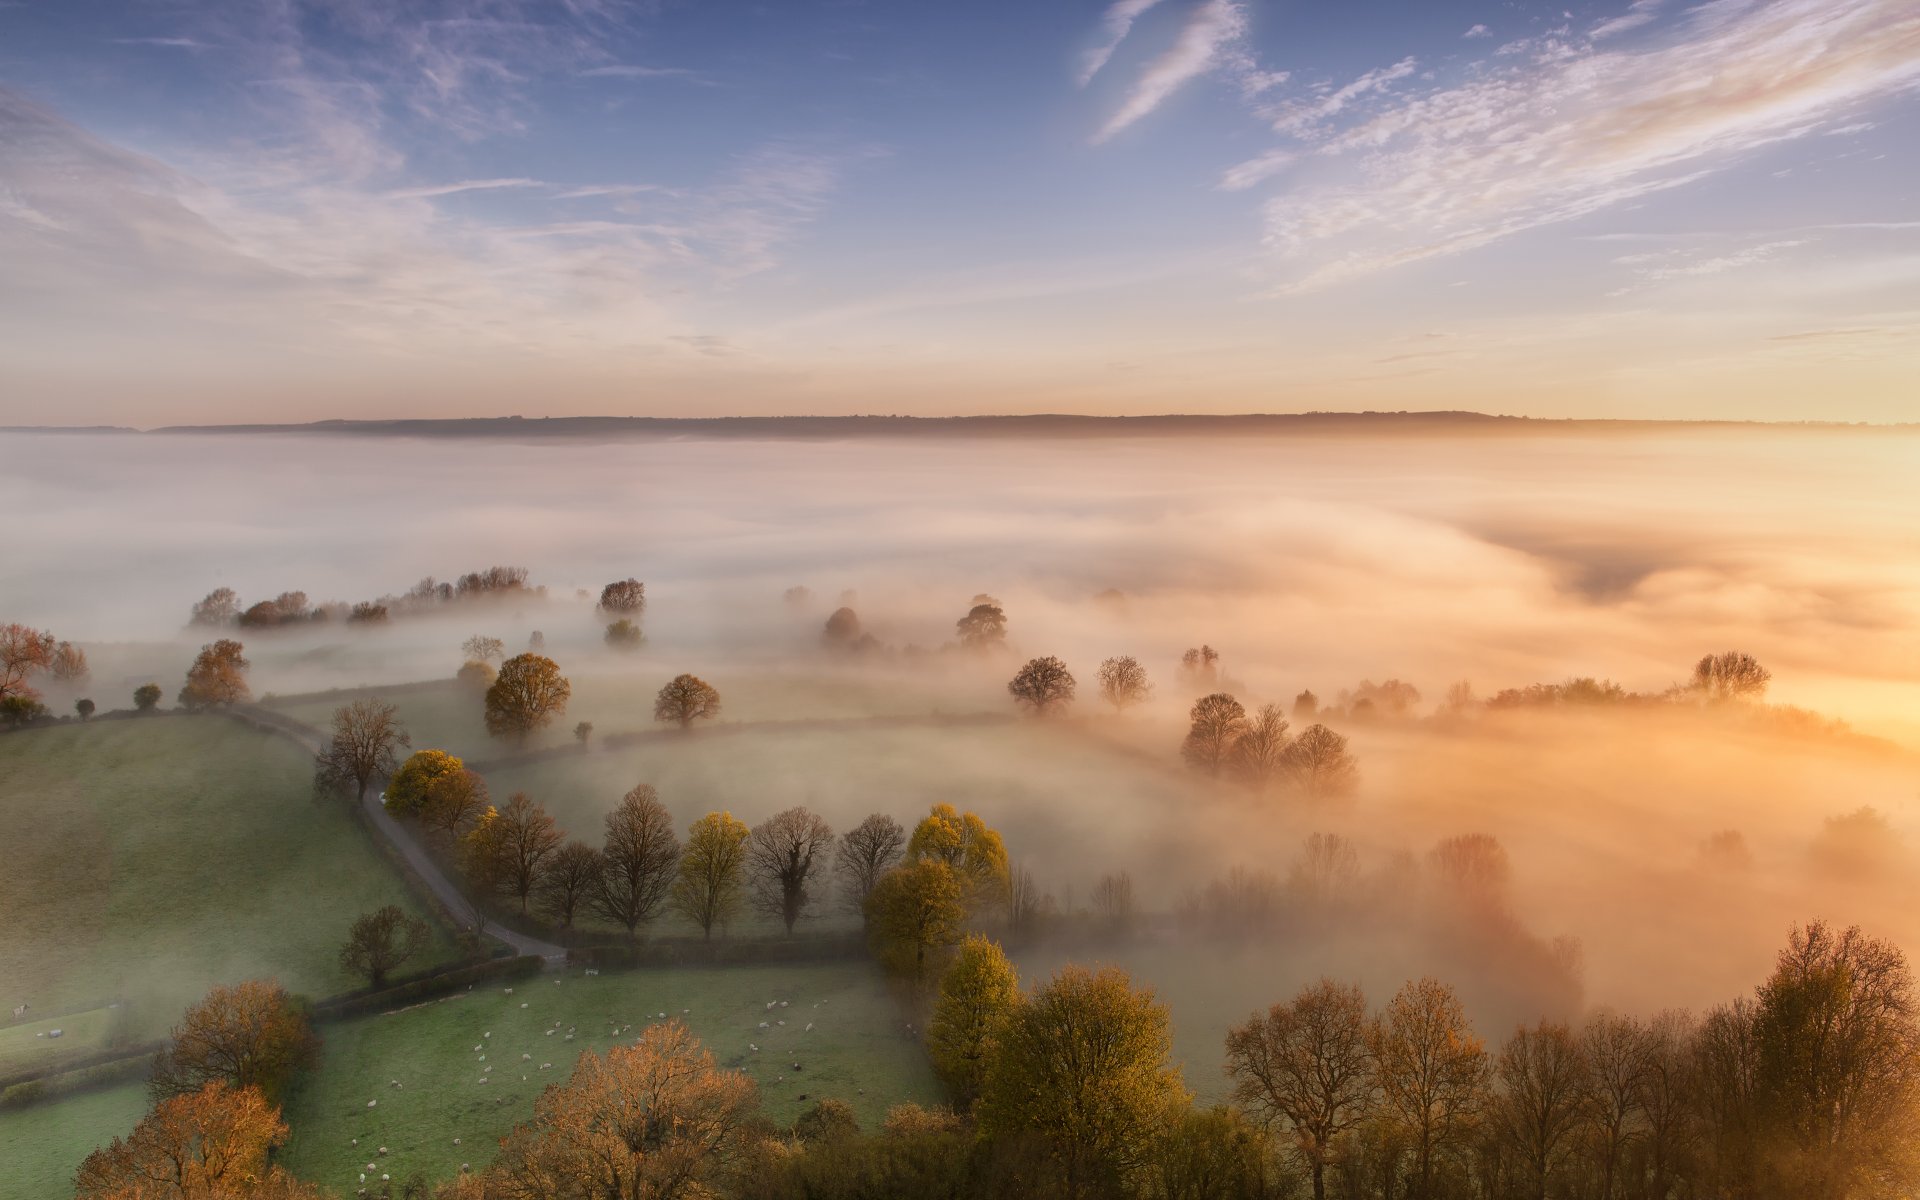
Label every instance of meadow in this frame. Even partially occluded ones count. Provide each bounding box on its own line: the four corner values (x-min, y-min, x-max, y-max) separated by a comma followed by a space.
278, 962, 940, 1191
0, 1082, 150, 1199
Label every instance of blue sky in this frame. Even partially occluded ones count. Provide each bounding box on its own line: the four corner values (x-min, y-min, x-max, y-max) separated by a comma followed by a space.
1, 0, 1917, 423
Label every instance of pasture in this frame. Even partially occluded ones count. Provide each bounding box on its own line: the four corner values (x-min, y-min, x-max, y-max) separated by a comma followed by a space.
0, 1082, 150, 1199
0, 718, 455, 1058
278, 962, 939, 1190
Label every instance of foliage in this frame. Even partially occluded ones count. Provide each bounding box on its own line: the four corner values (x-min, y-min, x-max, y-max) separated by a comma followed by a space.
955, 602, 1007, 651
75, 697, 96, 720
133, 683, 162, 711
927, 935, 1020, 1104
177, 639, 249, 710
1007, 655, 1076, 715
598, 577, 646, 616
189, 587, 241, 628
74, 1081, 320, 1200
655, 673, 723, 729
484, 653, 571, 742
0, 694, 47, 727
673, 811, 751, 940
573, 720, 593, 745
1284, 724, 1358, 798
455, 659, 496, 693
906, 803, 1010, 910
50, 640, 89, 682
605, 618, 645, 650
1368, 977, 1488, 1197
385, 748, 463, 816
339, 905, 431, 988
594, 783, 682, 937
149, 981, 319, 1107
1182, 693, 1246, 776
1096, 655, 1152, 713
864, 860, 966, 983
747, 807, 836, 934
823, 606, 863, 649
794, 1097, 862, 1145
420, 767, 489, 836
1226, 979, 1372, 1200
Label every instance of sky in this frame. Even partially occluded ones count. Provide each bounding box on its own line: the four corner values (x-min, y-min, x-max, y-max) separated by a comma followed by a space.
0, 0, 1917, 425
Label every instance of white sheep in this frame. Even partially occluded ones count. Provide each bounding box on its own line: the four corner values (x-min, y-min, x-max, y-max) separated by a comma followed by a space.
749, 1043, 758, 1052
805, 1023, 813, 1032
776, 1020, 785, 1027
758, 1021, 769, 1029
505, 987, 514, 994
366, 1100, 377, 1108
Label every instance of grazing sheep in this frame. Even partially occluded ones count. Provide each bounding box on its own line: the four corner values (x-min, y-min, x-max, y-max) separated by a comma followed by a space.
749, 1043, 758, 1052
758, 1021, 770, 1030
520, 1003, 528, 1009
453, 1138, 462, 1145
504, 988, 514, 995
367, 1100, 377, 1108
776, 1020, 785, 1027
779, 1001, 789, 1008
378, 1147, 388, 1155
805, 1023, 814, 1032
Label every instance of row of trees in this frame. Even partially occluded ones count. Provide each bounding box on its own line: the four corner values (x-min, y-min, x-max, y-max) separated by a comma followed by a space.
187, 568, 541, 632
0, 621, 89, 724
1182, 694, 1359, 796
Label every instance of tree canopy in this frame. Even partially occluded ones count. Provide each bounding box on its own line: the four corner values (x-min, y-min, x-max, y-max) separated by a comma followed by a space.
484, 653, 571, 742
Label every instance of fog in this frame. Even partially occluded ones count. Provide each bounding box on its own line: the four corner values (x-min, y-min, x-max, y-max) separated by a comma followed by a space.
6, 425, 1919, 1079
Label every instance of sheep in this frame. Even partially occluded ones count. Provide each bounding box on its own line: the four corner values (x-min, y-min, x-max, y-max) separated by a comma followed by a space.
453, 1138, 462, 1146
776, 1020, 785, 1027
779, 1001, 789, 1008
504, 987, 514, 995
378, 1147, 388, 1156
805, 1023, 814, 1032
750, 1043, 759, 1052
520, 1003, 528, 1009
522, 1053, 532, 1060
367, 1100, 377, 1108
758, 1021, 770, 1030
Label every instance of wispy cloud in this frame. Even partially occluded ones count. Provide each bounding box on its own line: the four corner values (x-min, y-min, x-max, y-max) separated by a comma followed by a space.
1591, 0, 1664, 40
112, 37, 208, 49
578, 64, 698, 80
1243, 0, 1920, 292
1262, 56, 1417, 139
1094, 0, 1247, 143
1611, 238, 1809, 292
1464, 24, 1492, 39
1078, 0, 1170, 87
384, 177, 544, 199
1217, 148, 1295, 191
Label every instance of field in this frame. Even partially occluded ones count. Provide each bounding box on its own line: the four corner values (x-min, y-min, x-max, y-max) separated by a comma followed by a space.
278, 962, 939, 1191
0, 718, 456, 1055
0, 1082, 150, 1199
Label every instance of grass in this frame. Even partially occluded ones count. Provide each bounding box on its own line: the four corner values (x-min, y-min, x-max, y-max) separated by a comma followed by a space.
0, 718, 456, 1059
279, 961, 939, 1192
0, 1008, 117, 1075
0, 1081, 149, 1199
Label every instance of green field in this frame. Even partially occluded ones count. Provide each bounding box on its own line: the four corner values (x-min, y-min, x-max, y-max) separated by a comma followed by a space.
0, 718, 455, 1054
0, 1082, 150, 1200
279, 962, 939, 1192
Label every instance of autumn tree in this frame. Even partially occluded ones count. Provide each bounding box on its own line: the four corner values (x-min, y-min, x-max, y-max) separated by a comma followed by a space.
461, 634, 505, 663
1286, 723, 1359, 798
75, 1082, 319, 1200
672, 811, 750, 940
927, 934, 1021, 1105
312, 698, 410, 803
76, 697, 96, 720
907, 802, 1010, 910
456, 658, 496, 692
977, 965, 1189, 1199
955, 600, 1008, 651
189, 587, 241, 627
384, 748, 464, 816
605, 618, 644, 650
50, 640, 88, 682
484, 653, 571, 742
1369, 977, 1489, 1198
1097, 655, 1152, 714
134, 682, 163, 712
1226, 978, 1375, 1200
598, 577, 646, 616
594, 783, 681, 938
338, 905, 430, 988
150, 981, 319, 1106
421, 767, 489, 837
1231, 703, 1292, 793
864, 860, 967, 983
493, 792, 564, 913
0, 623, 56, 701
1691, 650, 1772, 702
1581, 1012, 1657, 1200
1493, 1021, 1589, 1200
835, 813, 906, 918
487, 1021, 757, 1200
746, 807, 835, 934
1008, 655, 1076, 715
654, 672, 722, 729
177, 639, 249, 710
459, 807, 508, 933
536, 841, 605, 928
1182, 693, 1247, 776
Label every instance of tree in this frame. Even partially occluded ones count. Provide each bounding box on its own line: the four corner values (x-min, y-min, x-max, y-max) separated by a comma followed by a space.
313, 698, 410, 803
189, 587, 241, 627
1293, 689, 1319, 719
1231, 704, 1292, 793
822, 606, 863, 649
421, 767, 489, 837
1008, 655, 1076, 715
747, 807, 835, 935
793, 1098, 860, 1146
784, 585, 814, 609
461, 635, 505, 663
598, 577, 646, 616
1691, 651, 1771, 702
0, 622, 55, 700
1286, 724, 1359, 798
864, 860, 967, 983
347, 601, 388, 625
594, 784, 681, 938
928, 934, 1021, 1104
605, 618, 645, 650
1180, 645, 1221, 686
134, 682, 163, 712
1097, 655, 1152, 714
955, 601, 1008, 651
672, 811, 750, 940
459, 807, 508, 933
493, 792, 564, 913
75, 1081, 315, 1200
150, 981, 319, 1106
1493, 1021, 1589, 1200
537, 841, 605, 928
1428, 833, 1511, 907
1182, 693, 1247, 776
574, 720, 594, 747
75, 698, 96, 721
977, 964, 1189, 1199
484, 653, 571, 742
836, 813, 906, 918
1288, 832, 1361, 906
338, 905, 430, 988
654, 673, 721, 729
384, 748, 463, 816
1369, 977, 1489, 1198
50, 640, 88, 682
178, 640, 249, 710
0, 694, 47, 727
1092, 871, 1136, 932
1226, 978, 1374, 1200
456, 658, 496, 692
487, 1021, 757, 1200
1581, 1012, 1656, 1200
907, 803, 1010, 910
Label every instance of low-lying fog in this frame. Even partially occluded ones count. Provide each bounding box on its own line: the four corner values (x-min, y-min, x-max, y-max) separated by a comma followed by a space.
6, 425, 1919, 1062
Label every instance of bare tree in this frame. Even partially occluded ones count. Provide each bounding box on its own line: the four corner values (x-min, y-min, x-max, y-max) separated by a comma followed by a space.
1285, 723, 1359, 798
189, 587, 242, 627
1582, 1013, 1655, 1200
461, 635, 505, 663
593, 784, 680, 937
1370, 978, 1490, 1197
1091, 871, 1135, 933
422, 768, 489, 837
49, 641, 88, 682
746, 807, 835, 934
1096, 655, 1152, 714
1691, 651, 1771, 702
1007, 864, 1046, 939
1007, 655, 1076, 715
312, 699, 410, 803
493, 793, 563, 913
1428, 833, 1511, 907
654, 673, 722, 730
338, 905, 430, 988
1180, 645, 1221, 686
1493, 1022, 1590, 1200
955, 601, 1007, 651
836, 813, 906, 918
598, 578, 646, 616
1231, 703, 1292, 792
536, 841, 604, 929
1227, 979, 1375, 1200
1287, 832, 1360, 906
1182, 692, 1247, 776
